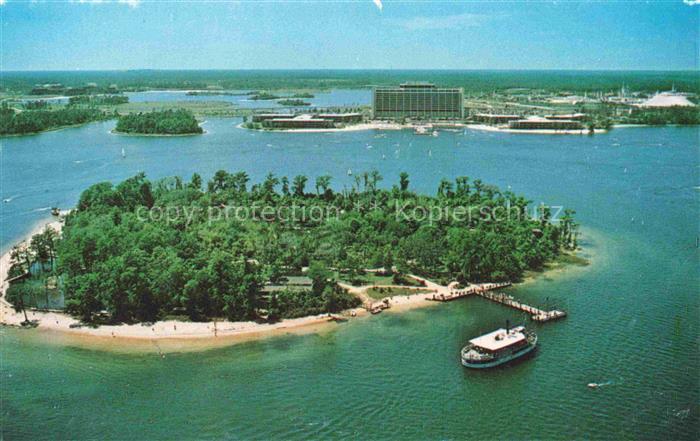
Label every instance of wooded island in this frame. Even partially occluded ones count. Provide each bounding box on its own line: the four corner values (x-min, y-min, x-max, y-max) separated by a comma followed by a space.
114, 109, 203, 135
7, 171, 578, 326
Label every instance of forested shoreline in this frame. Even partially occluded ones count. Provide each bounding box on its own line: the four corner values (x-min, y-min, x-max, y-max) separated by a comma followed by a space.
7, 171, 578, 325
0, 105, 112, 135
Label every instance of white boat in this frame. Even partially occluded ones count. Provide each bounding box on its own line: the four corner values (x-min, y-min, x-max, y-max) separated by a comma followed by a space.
121, 147, 126, 158
347, 168, 352, 176
414, 124, 433, 135
461, 325, 537, 369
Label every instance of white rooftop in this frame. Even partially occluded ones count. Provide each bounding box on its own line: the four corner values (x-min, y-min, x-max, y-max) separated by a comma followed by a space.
469, 327, 526, 352
522, 116, 551, 122
639, 92, 696, 108
546, 113, 586, 118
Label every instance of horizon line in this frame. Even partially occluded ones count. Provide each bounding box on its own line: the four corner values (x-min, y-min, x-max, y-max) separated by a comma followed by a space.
3, 68, 698, 73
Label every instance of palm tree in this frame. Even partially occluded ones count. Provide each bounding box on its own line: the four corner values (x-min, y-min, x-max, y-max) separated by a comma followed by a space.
369, 169, 383, 193
399, 172, 410, 192
292, 175, 307, 197
315, 175, 331, 196
473, 179, 483, 197
231, 171, 250, 193
437, 179, 453, 199
455, 176, 470, 196
210, 170, 229, 192
262, 173, 279, 197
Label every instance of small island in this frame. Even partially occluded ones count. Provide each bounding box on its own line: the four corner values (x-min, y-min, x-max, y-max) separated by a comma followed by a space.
4, 171, 578, 327
185, 90, 239, 96
248, 92, 282, 100
114, 109, 203, 135
277, 99, 311, 106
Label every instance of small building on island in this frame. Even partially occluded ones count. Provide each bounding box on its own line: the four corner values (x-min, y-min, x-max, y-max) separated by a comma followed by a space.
316, 113, 363, 123
544, 113, 586, 121
473, 113, 521, 124
251, 113, 295, 123
251, 111, 364, 129
262, 114, 335, 129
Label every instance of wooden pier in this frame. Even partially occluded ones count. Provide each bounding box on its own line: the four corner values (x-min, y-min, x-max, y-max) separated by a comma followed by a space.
474, 289, 567, 322
425, 281, 567, 323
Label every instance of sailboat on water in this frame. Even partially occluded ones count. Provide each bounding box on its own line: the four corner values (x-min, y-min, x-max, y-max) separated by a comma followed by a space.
121, 147, 126, 158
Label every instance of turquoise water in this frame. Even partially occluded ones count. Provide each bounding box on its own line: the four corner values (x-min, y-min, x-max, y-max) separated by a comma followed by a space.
1, 120, 698, 439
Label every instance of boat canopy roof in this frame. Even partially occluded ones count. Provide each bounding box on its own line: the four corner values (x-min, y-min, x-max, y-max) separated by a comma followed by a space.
469, 327, 526, 352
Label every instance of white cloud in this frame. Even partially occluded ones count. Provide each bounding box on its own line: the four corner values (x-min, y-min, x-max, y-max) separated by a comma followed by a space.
372, 0, 382, 12
387, 13, 488, 31
683, 0, 699, 5
0, 0, 6, 5
118, 0, 140, 7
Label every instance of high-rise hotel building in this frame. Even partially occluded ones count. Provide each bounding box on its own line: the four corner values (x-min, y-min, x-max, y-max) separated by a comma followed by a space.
372, 83, 464, 120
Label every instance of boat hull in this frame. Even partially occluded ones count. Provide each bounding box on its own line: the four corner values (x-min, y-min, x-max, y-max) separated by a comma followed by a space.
461, 342, 537, 369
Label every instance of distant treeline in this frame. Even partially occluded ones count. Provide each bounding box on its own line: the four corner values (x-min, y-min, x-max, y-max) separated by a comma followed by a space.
115, 109, 203, 135
4, 70, 699, 94
29, 85, 119, 96
0, 105, 111, 135
69, 95, 129, 106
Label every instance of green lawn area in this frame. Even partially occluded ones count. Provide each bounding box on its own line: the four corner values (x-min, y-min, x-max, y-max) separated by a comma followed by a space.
337, 272, 425, 287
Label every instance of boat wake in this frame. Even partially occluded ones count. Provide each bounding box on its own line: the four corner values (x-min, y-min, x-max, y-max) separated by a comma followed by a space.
587, 380, 614, 389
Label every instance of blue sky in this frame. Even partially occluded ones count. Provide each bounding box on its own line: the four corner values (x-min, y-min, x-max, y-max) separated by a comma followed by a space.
1, 0, 698, 70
